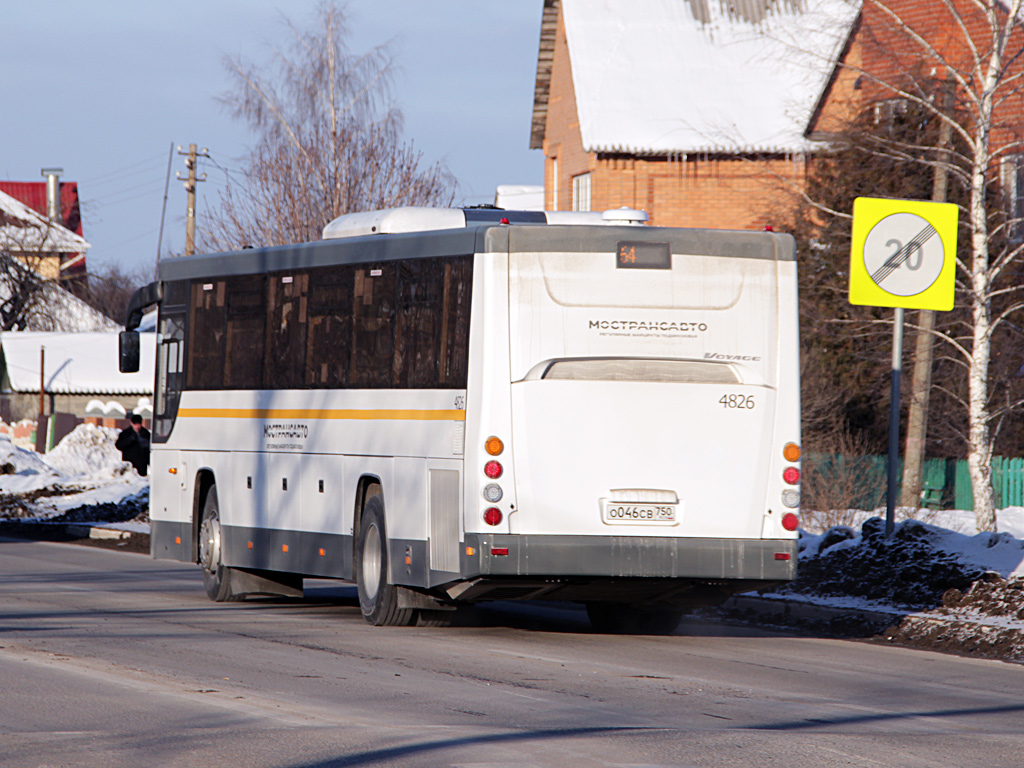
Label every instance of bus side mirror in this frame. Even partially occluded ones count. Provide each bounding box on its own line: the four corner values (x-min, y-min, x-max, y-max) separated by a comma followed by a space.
119, 331, 140, 373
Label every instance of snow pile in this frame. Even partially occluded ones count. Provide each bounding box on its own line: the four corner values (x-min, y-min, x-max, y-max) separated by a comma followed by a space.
45, 423, 134, 478
726, 515, 1024, 662
785, 518, 1024, 610
0, 424, 147, 521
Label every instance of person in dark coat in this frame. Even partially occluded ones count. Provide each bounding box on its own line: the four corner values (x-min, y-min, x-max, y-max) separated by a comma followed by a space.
115, 414, 151, 476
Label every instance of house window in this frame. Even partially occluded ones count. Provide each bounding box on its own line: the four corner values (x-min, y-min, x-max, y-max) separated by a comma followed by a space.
572, 172, 591, 212
1002, 154, 1024, 242
873, 98, 908, 125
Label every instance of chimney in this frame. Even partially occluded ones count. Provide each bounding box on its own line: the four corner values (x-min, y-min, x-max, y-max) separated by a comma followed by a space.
40, 167, 64, 222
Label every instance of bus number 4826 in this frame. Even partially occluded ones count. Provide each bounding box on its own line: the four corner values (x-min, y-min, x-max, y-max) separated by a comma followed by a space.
720, 394, 755, 409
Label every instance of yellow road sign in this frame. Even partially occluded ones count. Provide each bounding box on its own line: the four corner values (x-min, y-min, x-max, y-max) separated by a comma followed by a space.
849, 197, 958, 311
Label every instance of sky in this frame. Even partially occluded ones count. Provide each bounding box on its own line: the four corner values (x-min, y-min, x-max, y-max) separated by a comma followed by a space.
2, 1, 544, 273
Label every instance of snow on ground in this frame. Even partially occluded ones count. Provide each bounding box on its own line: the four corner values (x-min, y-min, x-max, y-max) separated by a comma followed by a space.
0, 424, 147, 522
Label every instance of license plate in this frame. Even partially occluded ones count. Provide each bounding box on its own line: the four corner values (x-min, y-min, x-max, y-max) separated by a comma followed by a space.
601, 501, 679, 526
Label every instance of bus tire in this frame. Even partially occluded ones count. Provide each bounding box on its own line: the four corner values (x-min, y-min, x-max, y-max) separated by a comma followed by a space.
585, 603, 682, 635
199, 485, 241, 603
356, 495, 415, 627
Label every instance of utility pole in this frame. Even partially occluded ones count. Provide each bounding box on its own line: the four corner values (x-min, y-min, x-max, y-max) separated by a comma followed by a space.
900, 79, 954, 508
176, 143, 208, 256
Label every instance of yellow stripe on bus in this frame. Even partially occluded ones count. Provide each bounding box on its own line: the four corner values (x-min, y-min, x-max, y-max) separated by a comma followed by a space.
177, 407, 466, 421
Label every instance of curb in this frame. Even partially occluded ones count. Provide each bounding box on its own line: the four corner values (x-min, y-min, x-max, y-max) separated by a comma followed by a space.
716, 593, 907, 635
0, 520, 150, 544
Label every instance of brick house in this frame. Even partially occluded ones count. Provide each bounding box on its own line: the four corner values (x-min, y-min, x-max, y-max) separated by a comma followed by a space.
530, 0, 858, 229
530, 0, 1024, 229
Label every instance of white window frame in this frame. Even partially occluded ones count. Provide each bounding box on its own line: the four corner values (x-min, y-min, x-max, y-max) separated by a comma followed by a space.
551, 157, 559, 211
572, 172, 591, 212
1002, 154, 1024, 242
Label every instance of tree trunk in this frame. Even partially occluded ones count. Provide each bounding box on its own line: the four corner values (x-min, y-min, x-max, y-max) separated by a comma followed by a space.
967, 102, 997, 531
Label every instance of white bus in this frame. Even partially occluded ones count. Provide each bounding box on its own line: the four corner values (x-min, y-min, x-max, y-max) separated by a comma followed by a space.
120, 206, 801, 632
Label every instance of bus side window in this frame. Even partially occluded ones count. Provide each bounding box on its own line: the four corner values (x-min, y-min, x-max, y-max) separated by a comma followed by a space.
224, 274, 267, 389
350, 264, 396, 387
306, 267, 353, 387
266, 272, 309, 390
393, 258, 444, 388
440, 255, 473, 387
188, 280, 226, 389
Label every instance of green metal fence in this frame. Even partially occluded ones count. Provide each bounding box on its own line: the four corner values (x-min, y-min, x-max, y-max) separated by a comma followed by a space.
806, 454, 1024, 510
953, 456, 1024, 509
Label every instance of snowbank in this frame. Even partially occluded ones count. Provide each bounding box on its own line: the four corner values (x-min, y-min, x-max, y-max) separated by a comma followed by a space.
0, 424, 147, 520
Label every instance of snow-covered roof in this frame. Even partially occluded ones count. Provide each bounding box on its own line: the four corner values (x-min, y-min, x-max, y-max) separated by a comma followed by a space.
0, 331, 154, 395
8, 281, 120, 332
538, 0, 860, 154
0, 188, 91, 254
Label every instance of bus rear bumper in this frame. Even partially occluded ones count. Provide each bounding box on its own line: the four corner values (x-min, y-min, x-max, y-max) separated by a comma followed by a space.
462, 533, 797, 582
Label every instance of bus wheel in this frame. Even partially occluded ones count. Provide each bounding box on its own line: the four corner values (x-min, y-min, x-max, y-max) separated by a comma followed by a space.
585, 603, 682, 635
199, 486, 240, 602
356, 495, 415, 626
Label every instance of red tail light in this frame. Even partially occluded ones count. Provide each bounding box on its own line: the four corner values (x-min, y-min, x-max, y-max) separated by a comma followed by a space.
781, 512, 799, 531
483, 507, 503, 526
783, 467, 800, 485
484, 460, 503, 479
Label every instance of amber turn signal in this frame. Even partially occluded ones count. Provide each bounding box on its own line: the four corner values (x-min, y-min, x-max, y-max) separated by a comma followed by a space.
783, 443, 801, 462
485, 436, 504, 456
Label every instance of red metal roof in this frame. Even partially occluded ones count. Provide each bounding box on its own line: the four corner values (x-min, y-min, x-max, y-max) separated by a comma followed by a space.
0, 180, 86, 275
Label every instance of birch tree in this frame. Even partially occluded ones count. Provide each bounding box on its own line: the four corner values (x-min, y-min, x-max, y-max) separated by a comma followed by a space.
785, 0, 1024, 531
202, 1, 456, 251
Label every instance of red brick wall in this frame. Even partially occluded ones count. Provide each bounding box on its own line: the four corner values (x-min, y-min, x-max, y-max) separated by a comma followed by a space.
830, 0, 1024, 159
542, 10, 591, 211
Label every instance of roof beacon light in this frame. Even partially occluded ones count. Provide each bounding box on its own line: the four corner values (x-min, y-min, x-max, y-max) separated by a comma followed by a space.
601, 207, 649, 226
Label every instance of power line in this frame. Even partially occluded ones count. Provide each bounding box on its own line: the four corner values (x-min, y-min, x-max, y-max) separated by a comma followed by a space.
80, 153, 167, 185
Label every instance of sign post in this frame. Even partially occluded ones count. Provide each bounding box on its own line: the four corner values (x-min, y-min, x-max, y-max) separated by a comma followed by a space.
849, 197, 958, 536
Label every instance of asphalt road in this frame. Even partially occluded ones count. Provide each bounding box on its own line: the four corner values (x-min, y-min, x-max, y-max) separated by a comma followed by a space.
2, 536, 1024, 768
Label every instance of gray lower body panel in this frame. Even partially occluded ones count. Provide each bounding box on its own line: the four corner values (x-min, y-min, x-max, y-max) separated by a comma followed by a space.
152, 520, 795, 605
462, 534, 797, 581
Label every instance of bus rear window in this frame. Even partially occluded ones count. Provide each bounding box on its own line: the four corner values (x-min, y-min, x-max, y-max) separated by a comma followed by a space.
541, 358, 739, 384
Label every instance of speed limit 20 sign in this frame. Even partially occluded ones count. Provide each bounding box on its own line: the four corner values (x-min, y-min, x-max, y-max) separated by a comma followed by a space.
849, 197, 958, 311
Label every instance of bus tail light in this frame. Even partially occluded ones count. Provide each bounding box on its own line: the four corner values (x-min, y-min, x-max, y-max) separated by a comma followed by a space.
781, 489, 800, 508
484, 460, 503, 479
485, 436, 504, 455
783, 442, 801, 462
783, 467, 800, 485
781, 512, 799, 531
483, 507, 503, 526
